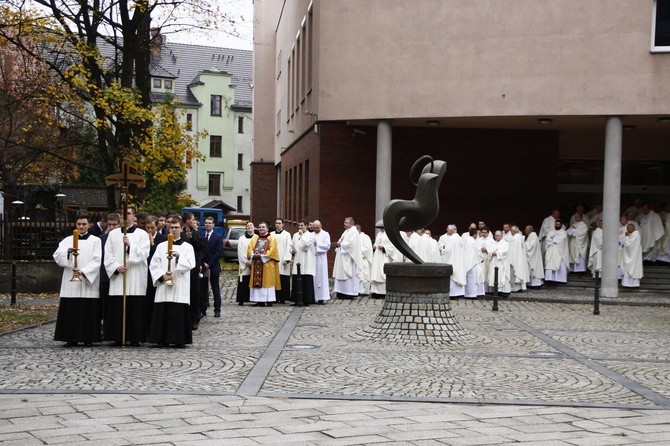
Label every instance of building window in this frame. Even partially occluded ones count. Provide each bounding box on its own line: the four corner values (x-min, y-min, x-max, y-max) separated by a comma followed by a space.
237, 153, 243, 170
653, 0, 670, 51
164, 79, 173, 89
237, 196, 243, 213
208, 174, 221, 196
237, 116, 244, 133
210, 135, 222, 157
186, 113, 193, 131
153, 78, 161, 88
211, 95, 222, 116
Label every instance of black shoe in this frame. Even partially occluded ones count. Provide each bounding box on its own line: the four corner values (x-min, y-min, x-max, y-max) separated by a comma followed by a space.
112, 341, 123, 347
317, 300, 324, 305
64, 341, 77, 347
192, 322, 199, 330
238, 302, 244, 306
130, 341, 140, 347
83, 342, 93, 347
201, 312, 206, 317
214, 312, 221, 318
173, 343, 185, 348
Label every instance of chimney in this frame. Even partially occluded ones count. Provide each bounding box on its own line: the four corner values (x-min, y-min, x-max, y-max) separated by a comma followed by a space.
150, 28, 164, 56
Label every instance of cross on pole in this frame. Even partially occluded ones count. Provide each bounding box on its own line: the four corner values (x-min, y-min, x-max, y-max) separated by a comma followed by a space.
105, 161, 145, 346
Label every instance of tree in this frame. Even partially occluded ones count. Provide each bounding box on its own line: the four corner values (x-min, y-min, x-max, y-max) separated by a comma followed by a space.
0, 0, 231, 209
0, 19, 86, 198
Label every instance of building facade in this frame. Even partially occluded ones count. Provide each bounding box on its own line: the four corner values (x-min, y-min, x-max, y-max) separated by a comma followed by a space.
253, 0, 670, 296
150, 36, 253, 212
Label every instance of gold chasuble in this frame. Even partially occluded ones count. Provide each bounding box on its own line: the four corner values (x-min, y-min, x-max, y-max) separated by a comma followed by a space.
247, 234, 281, 289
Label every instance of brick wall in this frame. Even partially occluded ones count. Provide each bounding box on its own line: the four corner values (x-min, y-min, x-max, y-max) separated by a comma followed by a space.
259, 122, 559, 267
249, 161, 277, 225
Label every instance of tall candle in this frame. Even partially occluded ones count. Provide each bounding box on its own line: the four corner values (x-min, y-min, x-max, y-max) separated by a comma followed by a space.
167, 233, 173, 252
73, 229, 78, 249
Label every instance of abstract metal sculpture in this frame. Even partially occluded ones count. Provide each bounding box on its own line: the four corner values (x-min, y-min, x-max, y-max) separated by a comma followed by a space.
383, 155, 447, 264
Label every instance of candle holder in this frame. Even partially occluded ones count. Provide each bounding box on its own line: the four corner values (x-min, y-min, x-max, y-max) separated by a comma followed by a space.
165, 252, 174, 286
70, 249, 82, 282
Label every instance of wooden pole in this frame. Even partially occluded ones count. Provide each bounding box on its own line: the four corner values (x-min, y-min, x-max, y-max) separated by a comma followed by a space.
105, 161, 145, 347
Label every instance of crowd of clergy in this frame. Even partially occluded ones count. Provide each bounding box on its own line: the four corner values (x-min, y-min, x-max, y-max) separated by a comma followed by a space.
53, 208, 225, 348
417, 200, 670, 299
53, 200, 670, 347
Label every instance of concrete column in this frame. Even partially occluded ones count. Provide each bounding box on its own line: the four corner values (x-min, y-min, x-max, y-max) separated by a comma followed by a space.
601, 117, 622, 298
375, 120, 392, 224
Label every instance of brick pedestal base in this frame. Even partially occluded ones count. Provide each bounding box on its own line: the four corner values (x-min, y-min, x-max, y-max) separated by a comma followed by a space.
361, 263, 473, 344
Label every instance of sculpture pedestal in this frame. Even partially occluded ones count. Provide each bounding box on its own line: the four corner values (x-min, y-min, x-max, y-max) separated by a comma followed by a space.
362, 263, 472, 344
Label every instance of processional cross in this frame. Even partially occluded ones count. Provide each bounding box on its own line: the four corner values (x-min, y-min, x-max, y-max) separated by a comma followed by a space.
105, 161, 145, 346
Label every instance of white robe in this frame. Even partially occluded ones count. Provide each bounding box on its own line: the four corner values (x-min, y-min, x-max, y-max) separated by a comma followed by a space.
637, 210, 665, 258
462, 235, 485, 298
150, 240, 195, 304
588, 227, 603, 278
370, 230, 401, 296
333, 226, 361, 296
237, 234, 253, 278
525, 232, 544, 286
508, 233, 529, 291
475, 236, 492, 289
104, 226, 150, 296
411, 233, 437, 263
656, 218, 670, 263
274, 230, 293, 276
567, 221, 589, 272
621, 230, 644, 287
314, 230, 331, 301
487, 239, 511, 293
544, 228, 569, 283
358, 232, 374, 294
438, 232, 466, 296
53, 235, 101, 298
538, 215, 556, 252
292, 231, 317, 276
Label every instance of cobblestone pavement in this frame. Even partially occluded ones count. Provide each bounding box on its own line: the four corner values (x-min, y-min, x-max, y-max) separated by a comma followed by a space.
1, 272, 669, 445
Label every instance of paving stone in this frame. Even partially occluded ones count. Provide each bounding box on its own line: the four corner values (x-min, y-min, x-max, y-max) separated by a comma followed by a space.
0, 272, 668, 444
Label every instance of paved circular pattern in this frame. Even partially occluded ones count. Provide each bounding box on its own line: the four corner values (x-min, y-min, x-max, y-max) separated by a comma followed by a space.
1, 275, 668, 409
0, 347, 258, 393
602, 360, 670, 399
265, 351, 652, 406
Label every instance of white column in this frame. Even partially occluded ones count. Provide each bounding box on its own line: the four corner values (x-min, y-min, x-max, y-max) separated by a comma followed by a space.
376, 120, 392, 224
601, 116, 622, 298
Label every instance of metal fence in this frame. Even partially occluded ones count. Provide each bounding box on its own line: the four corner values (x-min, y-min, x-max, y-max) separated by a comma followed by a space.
0, 214, 75, 261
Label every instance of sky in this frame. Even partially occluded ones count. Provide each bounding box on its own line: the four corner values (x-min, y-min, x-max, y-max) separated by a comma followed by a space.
163, 0, 254, 51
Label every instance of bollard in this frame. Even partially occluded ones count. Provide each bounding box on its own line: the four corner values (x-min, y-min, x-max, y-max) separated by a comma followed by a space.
492, 266, 499, 312
293, 263, 303, 307
593, 271, 600, 315
11, 261, 17, 306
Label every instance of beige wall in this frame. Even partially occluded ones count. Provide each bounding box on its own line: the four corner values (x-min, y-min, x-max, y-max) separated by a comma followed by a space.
317, 0, 670, 120
256, 0, 670, 163
252, 0, 282, 164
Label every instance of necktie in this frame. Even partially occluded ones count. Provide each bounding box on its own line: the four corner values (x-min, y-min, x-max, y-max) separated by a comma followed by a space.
207, 232, 210, 241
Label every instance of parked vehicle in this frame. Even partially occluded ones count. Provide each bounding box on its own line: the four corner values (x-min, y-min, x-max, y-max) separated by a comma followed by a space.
222, 224, 248, 262
180, 207, 227, 236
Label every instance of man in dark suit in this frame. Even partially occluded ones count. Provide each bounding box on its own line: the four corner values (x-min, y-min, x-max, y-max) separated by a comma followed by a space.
201, 216, 223, 317
89, 216, 106, 237
182, 212, 205, 329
